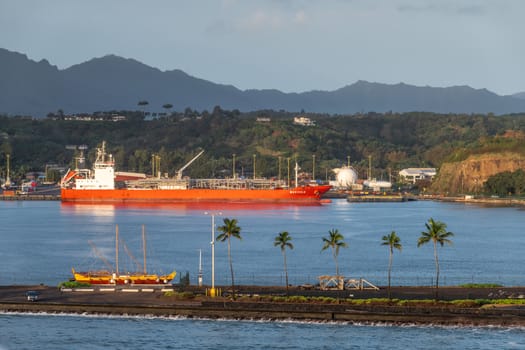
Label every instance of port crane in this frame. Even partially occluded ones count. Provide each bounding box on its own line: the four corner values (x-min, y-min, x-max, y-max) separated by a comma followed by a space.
176, 150, 204, 180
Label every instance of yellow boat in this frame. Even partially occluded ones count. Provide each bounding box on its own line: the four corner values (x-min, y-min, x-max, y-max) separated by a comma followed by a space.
72, 225, 176, 285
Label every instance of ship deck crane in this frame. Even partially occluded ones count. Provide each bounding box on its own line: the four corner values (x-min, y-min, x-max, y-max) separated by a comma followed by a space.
176, 150, 205, 180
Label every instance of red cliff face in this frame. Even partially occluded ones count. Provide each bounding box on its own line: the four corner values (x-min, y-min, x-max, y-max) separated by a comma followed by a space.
432, 152, 525, 194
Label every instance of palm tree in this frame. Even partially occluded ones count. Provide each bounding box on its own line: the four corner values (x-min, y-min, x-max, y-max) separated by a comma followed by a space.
321, 228, 348, 276
417, 218, 454, 299
274, 231, 294, 292
162, 103, 173, 116
217, 218, 242, 299
381, 231, 402, 299
137, 100, 149, 117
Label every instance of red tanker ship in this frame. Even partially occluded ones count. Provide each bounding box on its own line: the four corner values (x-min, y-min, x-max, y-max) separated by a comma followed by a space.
60, 142, 331, 203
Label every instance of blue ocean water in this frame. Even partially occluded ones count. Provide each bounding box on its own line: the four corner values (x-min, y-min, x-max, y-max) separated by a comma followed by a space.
1, 312, 524, 350
0, 200, 524, 286
1, 200, 525, 348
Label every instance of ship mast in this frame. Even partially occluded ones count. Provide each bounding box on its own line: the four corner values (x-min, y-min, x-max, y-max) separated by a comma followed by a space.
115, 224, 119, 275
294, 162, 299, 188
142, 224, 147, 274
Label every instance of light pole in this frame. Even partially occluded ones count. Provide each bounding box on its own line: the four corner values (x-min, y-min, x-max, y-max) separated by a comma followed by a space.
253, 154, 256, 180
205, 211, 221, 296
278, 156, 282, 181
287, 157, 290, 187
312, 154, 316, 181
232, 154, 236, 179
198, 249, 203, 287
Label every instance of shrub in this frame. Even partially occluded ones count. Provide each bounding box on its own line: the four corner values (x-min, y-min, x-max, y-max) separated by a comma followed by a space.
58, 281, 91, 288
458, 283, 503, 288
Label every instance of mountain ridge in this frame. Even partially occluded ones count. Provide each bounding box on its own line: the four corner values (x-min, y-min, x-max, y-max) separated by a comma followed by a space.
1, 48, 525, 117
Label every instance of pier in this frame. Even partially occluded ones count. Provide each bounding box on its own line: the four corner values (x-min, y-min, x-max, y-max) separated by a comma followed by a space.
1, 285, 525, 326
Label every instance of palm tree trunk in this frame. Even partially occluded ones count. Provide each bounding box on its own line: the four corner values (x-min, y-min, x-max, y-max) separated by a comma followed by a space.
283, 250, 289, 293
333, 249, 339, 276
433, 241, 440, 300
227, 237, 235, 300
388, 248, 393, 299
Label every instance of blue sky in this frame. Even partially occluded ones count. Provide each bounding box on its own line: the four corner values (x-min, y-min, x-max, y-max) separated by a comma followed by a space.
1, 0, 523, 95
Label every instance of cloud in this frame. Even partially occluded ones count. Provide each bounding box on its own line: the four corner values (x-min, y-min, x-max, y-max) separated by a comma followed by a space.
397, 2, 485, 16
293, 10, 308, 24
457, 5, 484, 15
238, 9, 284, 30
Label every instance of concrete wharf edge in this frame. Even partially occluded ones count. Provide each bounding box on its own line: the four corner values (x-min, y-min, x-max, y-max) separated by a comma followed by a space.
2, 297, 525, 326
2, 301, 525, 326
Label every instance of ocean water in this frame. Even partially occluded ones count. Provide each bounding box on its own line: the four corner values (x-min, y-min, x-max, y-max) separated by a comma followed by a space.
1, 200, 525, 348
0, 200, 524, 286
1, 312, 524, 350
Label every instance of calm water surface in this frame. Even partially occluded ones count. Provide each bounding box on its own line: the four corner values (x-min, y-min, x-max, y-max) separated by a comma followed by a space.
1, 313, 525, 350
0, 199, 523, 286
1, 200, 525, 349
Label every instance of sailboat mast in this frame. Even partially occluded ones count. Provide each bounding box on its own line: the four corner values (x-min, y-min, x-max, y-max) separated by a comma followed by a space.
115, 224, 119, 275
142, 224, 147, 274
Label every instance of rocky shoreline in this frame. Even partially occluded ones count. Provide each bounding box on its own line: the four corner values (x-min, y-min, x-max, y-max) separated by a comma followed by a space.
2, 285, 525, 326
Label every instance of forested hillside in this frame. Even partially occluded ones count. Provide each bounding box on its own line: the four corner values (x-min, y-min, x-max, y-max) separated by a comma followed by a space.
2, 109, 525, 184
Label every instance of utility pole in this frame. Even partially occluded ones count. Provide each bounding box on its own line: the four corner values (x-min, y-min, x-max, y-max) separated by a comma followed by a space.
368, 155, 372, 180
287, 157, 290, 187
232, 154, 236, 179
253, 154, 256, 180
312, 154, 316, 181
278, 156, 282, 181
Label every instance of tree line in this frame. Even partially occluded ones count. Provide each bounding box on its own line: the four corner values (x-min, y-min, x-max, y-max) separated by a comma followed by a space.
1, 109, 525, 190
217, 216, 454, 300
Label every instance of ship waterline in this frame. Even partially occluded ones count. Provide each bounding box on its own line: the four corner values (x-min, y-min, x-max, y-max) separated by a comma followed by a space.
61, 185, 331, 202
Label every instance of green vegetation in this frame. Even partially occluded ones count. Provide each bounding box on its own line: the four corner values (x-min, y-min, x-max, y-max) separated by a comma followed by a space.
321, 228, 348, 276
417, 218, 454, 300
2, 110, 525, 185
274, 231, 293, 292
253, 295, 525, 307
57, 281, 91, 288
163, 291, 195, 299
217, 217, 242, 300
458, 283, 503, 288
381, 231, 402, 299
484, 169, 525, 196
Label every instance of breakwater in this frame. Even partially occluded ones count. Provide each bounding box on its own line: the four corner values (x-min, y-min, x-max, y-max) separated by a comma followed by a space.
2, 285, 525, 326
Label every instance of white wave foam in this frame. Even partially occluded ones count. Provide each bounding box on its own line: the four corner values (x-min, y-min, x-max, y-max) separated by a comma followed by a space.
2, 310, 525, 330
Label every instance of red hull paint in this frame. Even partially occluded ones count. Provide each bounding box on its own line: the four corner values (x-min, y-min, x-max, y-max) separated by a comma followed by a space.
61, 185, 331, 203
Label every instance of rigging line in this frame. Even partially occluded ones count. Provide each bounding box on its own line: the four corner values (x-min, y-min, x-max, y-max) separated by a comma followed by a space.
87, 240, 114, 271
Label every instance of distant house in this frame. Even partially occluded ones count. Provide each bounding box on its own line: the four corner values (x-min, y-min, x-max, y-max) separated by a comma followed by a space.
399, 168, 437, 184
256, 117, 271, 123
293, 116, 315, 126
63, 113, 126, 122
111, 114, 126, 122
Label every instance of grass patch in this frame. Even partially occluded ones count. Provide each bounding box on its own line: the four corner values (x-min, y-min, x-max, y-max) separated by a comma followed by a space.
458, 283, 503, 288
163, 291, 195, 299
58, 281, 91, 288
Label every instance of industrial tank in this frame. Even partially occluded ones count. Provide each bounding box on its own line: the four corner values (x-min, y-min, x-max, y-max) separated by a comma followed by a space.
332, 167, 358, 188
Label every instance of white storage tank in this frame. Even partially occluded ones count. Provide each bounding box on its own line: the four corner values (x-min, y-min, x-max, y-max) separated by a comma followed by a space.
332, 167, 358, 188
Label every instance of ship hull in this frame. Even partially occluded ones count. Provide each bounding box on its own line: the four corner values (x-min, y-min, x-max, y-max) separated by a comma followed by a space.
72, 269, 176, 285
61, 185, 331, 203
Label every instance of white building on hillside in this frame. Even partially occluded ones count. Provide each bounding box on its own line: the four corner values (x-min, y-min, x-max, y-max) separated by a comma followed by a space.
399, 168, 436, 184
293, 116, 315, 126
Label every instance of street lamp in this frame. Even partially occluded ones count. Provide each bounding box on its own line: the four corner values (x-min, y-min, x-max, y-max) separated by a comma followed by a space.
205, 211, 221, 296
312, 154, 316, 181
232, 154, 236, 179
253, 154, 256, 180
